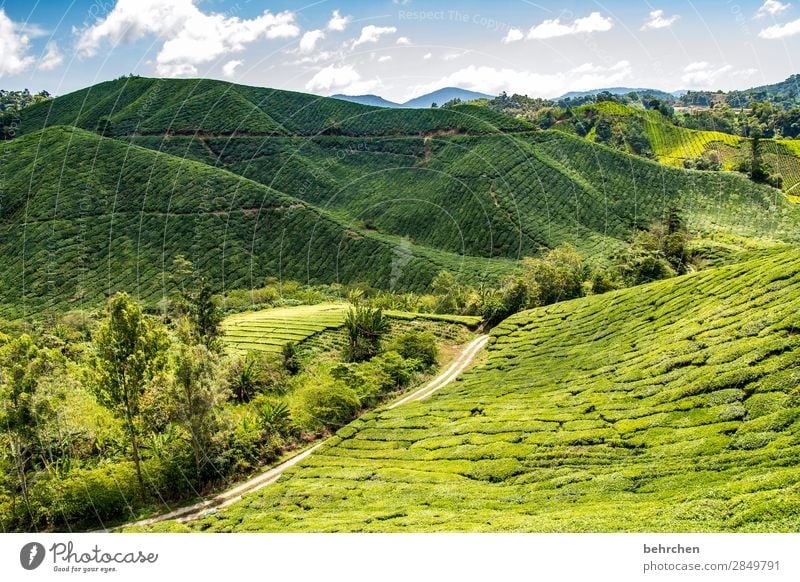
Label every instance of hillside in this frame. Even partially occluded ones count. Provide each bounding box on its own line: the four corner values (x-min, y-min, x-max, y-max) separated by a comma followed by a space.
570, 101, 800, 193
558, 87, 679, 101
154, 246, 800, 532
0, 126, 509, 317
17, 77, 528, 138
127, 129, 798, 261
685, 74, 800, 109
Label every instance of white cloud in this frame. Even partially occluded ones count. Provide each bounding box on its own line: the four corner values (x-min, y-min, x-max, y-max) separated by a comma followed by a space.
0, 9, 35, 76
423, 52, 432, 60
641, 9, 680, 30
378, 55, 392, 62
157, 63, 198, 77
396, 36, 411, 45
755, 0, 791, 18
404, 60, 632, 101
327, 9, 352, 32
526, 12, 613, 40
306, 63, 379, 95
681, 61, 734, 86
352, 25, 397, 48
222, 59, 243, 78
759, 17, 800, 38
502, 28, 524, 43
38, 41, 63, 71
442, 51, 466, 61
76, 0, 299, 77
299, 29, 325, 53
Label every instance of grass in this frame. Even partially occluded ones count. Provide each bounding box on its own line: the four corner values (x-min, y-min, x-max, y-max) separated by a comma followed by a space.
222, 303, 483, 354
143, 246, 800, 533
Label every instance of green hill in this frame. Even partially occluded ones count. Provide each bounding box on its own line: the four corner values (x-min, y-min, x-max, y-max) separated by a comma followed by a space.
160, 246, 800, 532
4, 78, 799, 316
0, 126, 509, 318
124, 129, 796, 262
18, 77, 530, 138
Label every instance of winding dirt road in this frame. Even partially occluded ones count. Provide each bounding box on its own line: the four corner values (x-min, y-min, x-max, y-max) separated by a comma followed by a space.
117, 333, 490, 530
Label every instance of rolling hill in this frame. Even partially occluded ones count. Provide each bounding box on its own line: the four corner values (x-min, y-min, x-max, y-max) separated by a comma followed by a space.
5, 77, 799, 316
151, 245, 800, 532
17, 77, 525, 138
558, 87, 680, 100
402, 88, 493, 109
0, 126, 510, 318
127, 129, 797, 261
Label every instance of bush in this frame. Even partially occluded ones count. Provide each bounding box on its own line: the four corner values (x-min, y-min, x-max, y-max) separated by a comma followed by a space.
290, 379, 361, 433
387, 330, 438, 368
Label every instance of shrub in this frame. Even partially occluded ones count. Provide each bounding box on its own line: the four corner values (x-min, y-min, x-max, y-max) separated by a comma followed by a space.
290, 378, 361, 433
387, 330, 438, 368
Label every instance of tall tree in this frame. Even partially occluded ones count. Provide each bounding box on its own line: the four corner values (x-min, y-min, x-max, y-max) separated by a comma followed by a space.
91, 293, 169, 493
170, 342, 226, 483
0, 335, 51, 523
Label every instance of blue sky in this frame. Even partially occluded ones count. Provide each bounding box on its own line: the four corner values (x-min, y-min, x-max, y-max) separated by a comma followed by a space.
1, 0, 799, 100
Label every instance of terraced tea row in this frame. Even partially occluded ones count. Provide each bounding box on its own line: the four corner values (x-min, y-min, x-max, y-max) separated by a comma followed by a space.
222, 303, 482, 353
162, 246, 800, 532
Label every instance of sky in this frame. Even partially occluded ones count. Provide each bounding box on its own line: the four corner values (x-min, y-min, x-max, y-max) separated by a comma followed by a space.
0, 0, 799, 101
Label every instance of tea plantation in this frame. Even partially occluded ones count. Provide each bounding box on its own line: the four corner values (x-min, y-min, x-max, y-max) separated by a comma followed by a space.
222, 303, 482, 353
15, 77, 798, 267
581, 101, 800, 193
151, 246, 800, 532
17, 77, 530, 138
0, 126, 508, 317
130, 130, 797, 261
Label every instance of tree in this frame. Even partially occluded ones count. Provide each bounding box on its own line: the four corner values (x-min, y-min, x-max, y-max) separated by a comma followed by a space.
91, 293, 170, 493
171, 256, 221, 348
0, 335, 52, 522
190, 277, 222, 349
170, 342, 227, 483
344, 305, 389, 362
521, 244, 588, 306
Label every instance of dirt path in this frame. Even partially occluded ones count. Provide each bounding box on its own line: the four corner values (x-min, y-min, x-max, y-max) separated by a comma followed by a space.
388, 334, 490, 409
116, 334, 490, 529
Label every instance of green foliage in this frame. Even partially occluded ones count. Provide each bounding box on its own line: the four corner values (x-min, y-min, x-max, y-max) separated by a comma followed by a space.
170, 342, 228, 483
344, 305, 389, 362
387, 330, 438, 368
281, 342, 301, 375
183, 246, 800, 533
91, 293, 170, 491
289, 376, 361, 434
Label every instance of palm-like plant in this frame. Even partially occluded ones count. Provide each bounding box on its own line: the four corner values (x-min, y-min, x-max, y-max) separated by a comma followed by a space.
344, 305, 389, 362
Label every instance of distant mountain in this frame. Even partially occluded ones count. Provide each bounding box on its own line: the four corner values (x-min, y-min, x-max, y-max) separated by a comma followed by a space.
402, 87, 492, 108
331, 94, 401, 108
332, 87, 493, 109
558, 87, 678, 101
